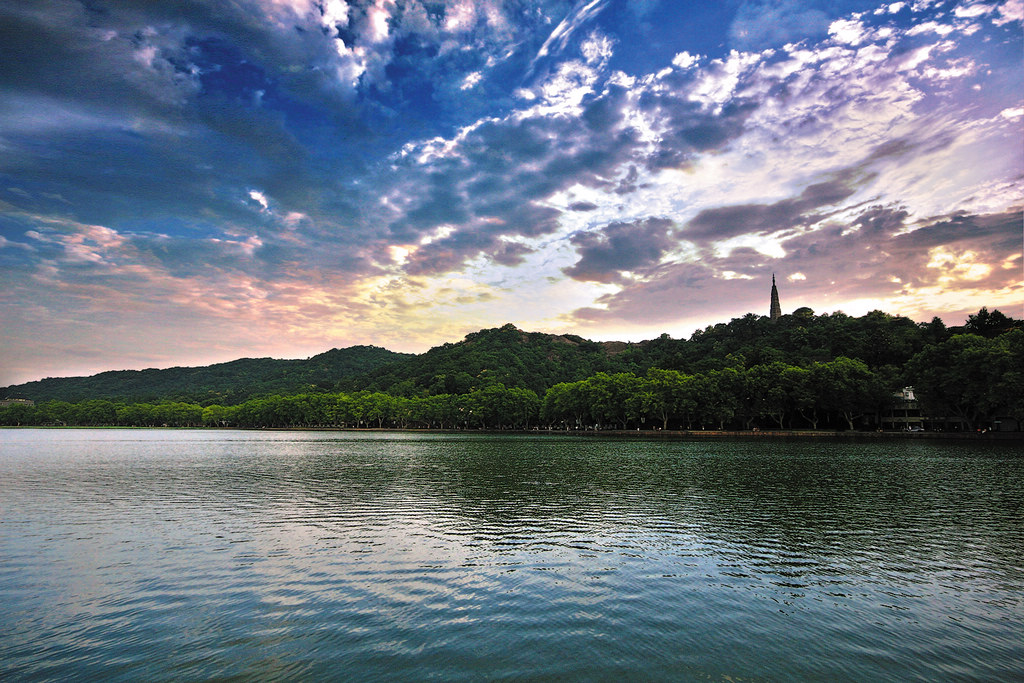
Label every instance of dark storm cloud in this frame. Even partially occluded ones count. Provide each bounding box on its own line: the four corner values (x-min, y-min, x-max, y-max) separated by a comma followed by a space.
563, 217, 679, 283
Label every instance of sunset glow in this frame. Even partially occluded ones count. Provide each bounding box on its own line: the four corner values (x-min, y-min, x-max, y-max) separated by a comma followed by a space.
1, 0, 1021, 385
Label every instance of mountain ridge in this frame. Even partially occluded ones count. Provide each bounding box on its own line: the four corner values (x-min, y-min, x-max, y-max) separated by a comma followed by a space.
4, 308, 1019, 405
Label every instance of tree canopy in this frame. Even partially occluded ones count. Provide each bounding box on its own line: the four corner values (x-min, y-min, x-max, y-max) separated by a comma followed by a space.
2, 308, 1021, 432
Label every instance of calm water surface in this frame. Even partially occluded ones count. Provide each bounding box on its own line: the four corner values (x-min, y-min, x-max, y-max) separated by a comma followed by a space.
1, 429, 1022, 681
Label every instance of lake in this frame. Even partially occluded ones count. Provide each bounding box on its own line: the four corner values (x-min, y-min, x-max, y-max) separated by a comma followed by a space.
1, 429, 1022, 681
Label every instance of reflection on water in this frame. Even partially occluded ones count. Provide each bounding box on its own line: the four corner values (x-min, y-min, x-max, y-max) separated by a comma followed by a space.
1, 430, 1022, 681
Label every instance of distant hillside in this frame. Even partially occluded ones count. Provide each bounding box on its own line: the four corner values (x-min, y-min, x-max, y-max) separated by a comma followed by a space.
344, 323, 648, 396
339, 312, 953, 396
4, 307, 1017, 406
1, 345, 410, 405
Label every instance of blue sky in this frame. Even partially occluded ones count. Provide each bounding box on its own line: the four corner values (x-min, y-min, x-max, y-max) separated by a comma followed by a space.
1, 0, 1021, 385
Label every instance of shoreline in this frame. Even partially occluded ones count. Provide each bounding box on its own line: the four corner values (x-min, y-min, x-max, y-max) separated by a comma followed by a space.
3, 425, 1021, 441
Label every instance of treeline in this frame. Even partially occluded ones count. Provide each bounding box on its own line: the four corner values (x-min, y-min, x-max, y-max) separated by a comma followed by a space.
4, 329, 1019, 431
0, 387, 542, 430
3, 307, 1022, 408
0, 345, 410, 405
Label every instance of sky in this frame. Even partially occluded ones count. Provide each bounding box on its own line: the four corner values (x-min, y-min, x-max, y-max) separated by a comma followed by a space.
1, 0, 1022, 386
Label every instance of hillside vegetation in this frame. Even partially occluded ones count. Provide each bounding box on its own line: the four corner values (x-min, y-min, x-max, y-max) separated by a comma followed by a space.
2, 307, 1021, 432
2, 345, 409, 405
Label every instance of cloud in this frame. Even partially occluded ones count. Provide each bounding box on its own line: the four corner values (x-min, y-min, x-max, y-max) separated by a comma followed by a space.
563, 217, 679, 283
529, 0, 610, 77
729, 0, 831, 51
568, 206, 1022, 327
2, 0, 1022, 383
683, 171, 864, 244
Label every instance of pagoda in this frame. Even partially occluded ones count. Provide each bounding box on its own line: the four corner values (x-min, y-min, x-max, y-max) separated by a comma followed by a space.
770, 274, 782, 320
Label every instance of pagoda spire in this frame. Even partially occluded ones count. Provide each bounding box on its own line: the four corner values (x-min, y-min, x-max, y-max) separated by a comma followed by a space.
770, 274, 782, 320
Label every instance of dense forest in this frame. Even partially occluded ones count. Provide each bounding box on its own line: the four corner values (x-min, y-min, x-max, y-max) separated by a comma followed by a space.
2, 307, 1021, 432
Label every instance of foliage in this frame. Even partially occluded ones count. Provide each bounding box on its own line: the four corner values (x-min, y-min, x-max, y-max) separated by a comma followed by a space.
2, 308, 1021, 432
346, 323, 641, 397
0, 346, 409, 405
904, 330, 1023, 430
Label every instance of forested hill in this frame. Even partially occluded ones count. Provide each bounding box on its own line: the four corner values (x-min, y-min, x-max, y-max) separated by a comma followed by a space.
2, 307, 1020, 405
343, 308, 1020, 396
344, 323, 643, 396
1, 345, 409, 405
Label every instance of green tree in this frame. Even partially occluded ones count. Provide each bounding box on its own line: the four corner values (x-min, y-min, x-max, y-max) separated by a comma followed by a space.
644, 368, 690, 429
906, 333, 1018, 430
694, 369, 742, 430
745, 362, 794, 429
543, 381, 589, 429
583, 372, 640, 429
0, 402, 36, 426
964, 307, 1022, 338
781, 365, 820, 429
817, 357, 883, 430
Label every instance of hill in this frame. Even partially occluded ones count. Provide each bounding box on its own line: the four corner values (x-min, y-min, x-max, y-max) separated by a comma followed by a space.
345, 323, 646, 396
1, 345, 409, 405
3, 307, 1018, 406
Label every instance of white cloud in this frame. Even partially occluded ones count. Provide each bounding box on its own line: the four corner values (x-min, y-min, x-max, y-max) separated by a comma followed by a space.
320, 0, 350, 31
995, 0, 1024, 23
829, 18, 868, 45
443, 1, 478, 33
690, 50, 762, 109
531, 0, 608, 70
460, 71, 483, 90
580, 31, 614, 65
907, 20, 958, 36
248, 190, 269, 210
672, 51, 700, 70
365, 0, 392, 43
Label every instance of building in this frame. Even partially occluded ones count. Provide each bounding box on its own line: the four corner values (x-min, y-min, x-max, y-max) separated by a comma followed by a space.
769, 274, 782, 320
0, 398, 35, 408
883, 387, 923, 431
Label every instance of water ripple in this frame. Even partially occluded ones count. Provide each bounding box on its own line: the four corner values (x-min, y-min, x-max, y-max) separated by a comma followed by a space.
1, 430, 1022, 681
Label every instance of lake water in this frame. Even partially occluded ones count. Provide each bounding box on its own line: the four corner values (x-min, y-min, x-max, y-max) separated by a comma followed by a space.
1, 429, 1022, 681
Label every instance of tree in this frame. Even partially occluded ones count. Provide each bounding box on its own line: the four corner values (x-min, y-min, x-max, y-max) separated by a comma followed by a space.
543, 381, 589, 429
694, 369, 742, 430
782, 365, 819, 429
919, 316, 949, 345
644, 368, 689, 429
359, 392, 395, 428
202, 404, 233, 427
582, 373, 640, 429
816, 357, 882, 430
995, 330, 1024, 427
906, 333, 1017, 430
0, 402, 35, 426
745, 362, 794, 429
963, 307, 1021, 338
